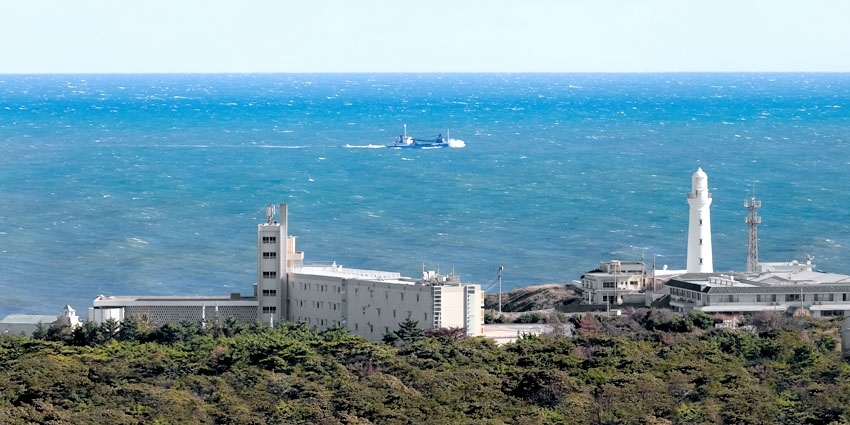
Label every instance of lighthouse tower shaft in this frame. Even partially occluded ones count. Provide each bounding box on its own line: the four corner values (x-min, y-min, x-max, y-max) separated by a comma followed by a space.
686, 168, 714, 273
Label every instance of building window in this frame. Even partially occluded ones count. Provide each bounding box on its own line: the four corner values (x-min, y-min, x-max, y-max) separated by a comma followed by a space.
393, 310, 396, 318
699, 219, 703, 225
786, 294, 801, 302
603, 281, 614, 289
263, 271, 277, 279
699, 238, 703, 245
262, 236, 277, 244
400, 293, 404, 301
263, 252, 277, 259
262, 306, 277, 314
377, 308, 381, 315
416, 294, 420, 302
699, 258, 703, 265
262, 289, 277, 296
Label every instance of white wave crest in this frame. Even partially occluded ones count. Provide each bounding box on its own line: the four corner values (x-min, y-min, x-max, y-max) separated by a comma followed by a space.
448, 139, 466, 148
345, 144, 385, 149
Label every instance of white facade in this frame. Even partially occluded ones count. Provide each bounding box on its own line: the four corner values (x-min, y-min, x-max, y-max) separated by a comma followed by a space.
757, 258, 815, 273
286, 265, 482, 340
686, 167, 714, 273
1, 304, 80, 336
89, 203, 483, 342
577, 260, 648, 304
258, 203, 483, 340
667, 271, 850, 317
0, 314, 58, 336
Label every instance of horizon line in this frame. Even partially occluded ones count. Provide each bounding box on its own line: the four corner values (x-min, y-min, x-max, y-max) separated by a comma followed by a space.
3, 71, 850, 76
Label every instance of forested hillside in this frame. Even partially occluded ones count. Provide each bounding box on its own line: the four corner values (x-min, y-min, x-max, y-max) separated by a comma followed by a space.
1, 310, 849, 424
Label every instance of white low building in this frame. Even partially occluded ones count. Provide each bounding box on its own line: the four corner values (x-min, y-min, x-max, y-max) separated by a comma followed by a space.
666, 269, 850, 317
576, 260, 648, 305
90, 203, 483, 341
1, 304, 80, 336
573, 260, 686, 305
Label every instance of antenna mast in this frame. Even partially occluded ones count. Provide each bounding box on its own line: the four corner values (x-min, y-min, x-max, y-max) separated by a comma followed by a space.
266, 204, 276, 224
744, 183, 761, 273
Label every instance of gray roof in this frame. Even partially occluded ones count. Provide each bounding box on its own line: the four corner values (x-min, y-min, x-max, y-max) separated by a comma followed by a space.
667, 278, 850, 294
0, 314, 58, 325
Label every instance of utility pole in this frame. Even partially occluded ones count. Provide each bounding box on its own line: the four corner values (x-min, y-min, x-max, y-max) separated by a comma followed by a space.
652, 254, 663, 293
498, 265, 503, 316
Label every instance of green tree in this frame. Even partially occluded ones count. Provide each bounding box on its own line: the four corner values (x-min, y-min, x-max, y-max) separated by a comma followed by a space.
100, 318, 120, 341
118, 314, 154, 342
688, 310, 715, 330
31, 321, 48, 340
383, 316, 425, 345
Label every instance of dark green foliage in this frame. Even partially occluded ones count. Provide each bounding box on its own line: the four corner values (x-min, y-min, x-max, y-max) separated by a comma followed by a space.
382, 316, 425, 346
515, 312, 548, 323
688, 310, 715, 330
1, 312, 849, 424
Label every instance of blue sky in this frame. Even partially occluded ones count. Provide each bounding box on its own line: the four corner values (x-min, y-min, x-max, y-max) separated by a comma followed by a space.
2, 0, 849, 73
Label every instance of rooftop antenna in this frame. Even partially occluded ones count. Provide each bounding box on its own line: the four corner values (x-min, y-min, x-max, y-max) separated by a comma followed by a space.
266, 204, 275, 224
745, 180, 761, 273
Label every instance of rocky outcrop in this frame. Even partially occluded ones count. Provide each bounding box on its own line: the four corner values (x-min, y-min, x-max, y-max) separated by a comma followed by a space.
483, 284, 581, 312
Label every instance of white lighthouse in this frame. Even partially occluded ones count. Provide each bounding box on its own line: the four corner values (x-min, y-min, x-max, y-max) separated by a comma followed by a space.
686, 167, 714, 273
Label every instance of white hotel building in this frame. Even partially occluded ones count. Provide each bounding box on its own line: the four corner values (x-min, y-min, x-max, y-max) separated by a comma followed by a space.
90, 204, 483, 341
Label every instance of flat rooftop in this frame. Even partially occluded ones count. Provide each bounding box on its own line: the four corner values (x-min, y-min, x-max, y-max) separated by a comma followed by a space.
1, 314, 58, 325
92, 294, 257, 306
295, 264, 412, 285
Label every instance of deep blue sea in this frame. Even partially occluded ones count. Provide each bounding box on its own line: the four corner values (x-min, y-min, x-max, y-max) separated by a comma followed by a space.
1, 73, 849, 317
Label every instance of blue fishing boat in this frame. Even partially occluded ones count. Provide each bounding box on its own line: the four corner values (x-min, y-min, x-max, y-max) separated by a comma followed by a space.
387, 124, 450, 149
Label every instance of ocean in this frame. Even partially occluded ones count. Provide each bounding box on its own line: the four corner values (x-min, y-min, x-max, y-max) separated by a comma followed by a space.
1, 73, 849, 317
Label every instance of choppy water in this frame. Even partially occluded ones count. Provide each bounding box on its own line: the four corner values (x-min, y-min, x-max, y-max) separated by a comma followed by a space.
1, 73, 849, 317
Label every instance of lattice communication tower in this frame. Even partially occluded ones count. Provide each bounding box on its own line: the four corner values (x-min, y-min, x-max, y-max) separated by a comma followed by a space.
745, 195, 761, 273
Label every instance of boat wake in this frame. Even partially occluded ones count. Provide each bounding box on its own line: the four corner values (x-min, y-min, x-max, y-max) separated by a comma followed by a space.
447, 139, 466, 148
345, 144, 385, 149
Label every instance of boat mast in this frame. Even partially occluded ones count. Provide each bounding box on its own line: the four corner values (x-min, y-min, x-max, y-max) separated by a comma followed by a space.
404, 124, 407, 139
